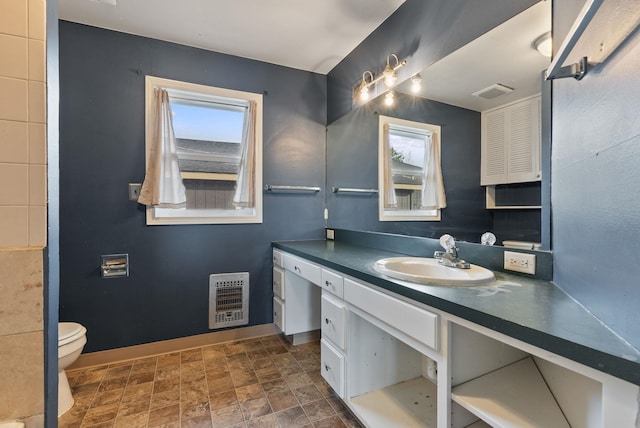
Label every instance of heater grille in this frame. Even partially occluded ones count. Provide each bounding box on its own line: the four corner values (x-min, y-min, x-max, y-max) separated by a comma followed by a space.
209, 272, 249, 329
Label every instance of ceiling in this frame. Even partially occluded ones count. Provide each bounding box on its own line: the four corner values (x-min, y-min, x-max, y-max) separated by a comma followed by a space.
57, 0, 406, 74
398, 0, 551, 112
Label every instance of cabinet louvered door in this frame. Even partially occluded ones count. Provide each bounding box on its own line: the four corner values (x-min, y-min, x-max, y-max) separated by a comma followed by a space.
481, 109, 507, 185
507, 97, 540, 183
481, 95, 541, 185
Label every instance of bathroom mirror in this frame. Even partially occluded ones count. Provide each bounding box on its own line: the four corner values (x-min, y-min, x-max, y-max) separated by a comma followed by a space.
326, 0, 551, 245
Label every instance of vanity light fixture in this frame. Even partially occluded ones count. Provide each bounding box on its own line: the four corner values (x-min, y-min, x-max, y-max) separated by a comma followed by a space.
534, 32, 552, 58
354, 53, 407, 104
410, 74, 422, 93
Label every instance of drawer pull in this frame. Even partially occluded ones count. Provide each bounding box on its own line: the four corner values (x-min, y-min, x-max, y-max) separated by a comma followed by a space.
325, 318, 332, 325
324, 363, 331, 372
294, 266, 301, 273
325, 280, 332, 288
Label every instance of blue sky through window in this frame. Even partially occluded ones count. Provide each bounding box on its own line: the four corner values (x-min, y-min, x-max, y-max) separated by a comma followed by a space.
171, 102, 245, 143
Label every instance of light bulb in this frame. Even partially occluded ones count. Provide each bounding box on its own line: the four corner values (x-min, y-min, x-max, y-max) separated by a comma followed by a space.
360, 85, 370, 102
383, 65, 397, 87
410, 74, 422, 93
384, 91, 394, 106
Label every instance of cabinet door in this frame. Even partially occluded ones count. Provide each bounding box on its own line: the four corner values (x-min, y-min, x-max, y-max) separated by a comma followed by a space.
481, 109, 507, 185
507, 97, 540, 183
273, 297, 284, 332
481, 95, 541, 185
273, 267, 284, 299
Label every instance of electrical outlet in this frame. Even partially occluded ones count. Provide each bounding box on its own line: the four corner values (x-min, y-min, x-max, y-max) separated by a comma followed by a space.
326, 229, 335, 240
128, 183, 141, 201
504, 251, 536, 275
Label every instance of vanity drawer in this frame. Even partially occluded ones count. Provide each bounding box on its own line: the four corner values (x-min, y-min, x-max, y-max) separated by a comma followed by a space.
273, 267, 284, 299
344, 278, 439, 351
321, 268, 344, 298
283, 253, 321, 285
321, 338, 345, 398
272, 249, 284, 268
321, 293, 346, 350
273, 297, 284, 332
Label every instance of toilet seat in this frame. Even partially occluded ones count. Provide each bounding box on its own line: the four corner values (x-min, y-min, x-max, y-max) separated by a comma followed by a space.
59, 322, 87, 346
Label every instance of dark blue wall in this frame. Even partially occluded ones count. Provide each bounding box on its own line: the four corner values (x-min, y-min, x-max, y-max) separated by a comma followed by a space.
58, 22, 327, 352
326, 92, 493, 243
552, 5, 640, 349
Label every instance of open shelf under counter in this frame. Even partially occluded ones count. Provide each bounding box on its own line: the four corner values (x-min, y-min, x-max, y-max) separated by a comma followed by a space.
348, 377, 437, 427
451, 357, 570, 428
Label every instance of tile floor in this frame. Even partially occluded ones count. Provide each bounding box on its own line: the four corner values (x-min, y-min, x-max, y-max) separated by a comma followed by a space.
59, 334, 362, 428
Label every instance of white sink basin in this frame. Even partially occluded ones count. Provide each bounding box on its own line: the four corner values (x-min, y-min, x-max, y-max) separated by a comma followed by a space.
373, 257, 495, 286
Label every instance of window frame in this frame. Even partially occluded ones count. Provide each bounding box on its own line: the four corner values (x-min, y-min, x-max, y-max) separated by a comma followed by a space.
378, 115, 442, 222
144, 76, 263, 225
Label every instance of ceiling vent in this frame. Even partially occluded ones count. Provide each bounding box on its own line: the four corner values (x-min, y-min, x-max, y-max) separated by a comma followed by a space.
472, 84, 514, 100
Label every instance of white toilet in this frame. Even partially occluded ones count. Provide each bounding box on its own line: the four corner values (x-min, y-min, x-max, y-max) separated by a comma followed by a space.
58, 322, 87, 417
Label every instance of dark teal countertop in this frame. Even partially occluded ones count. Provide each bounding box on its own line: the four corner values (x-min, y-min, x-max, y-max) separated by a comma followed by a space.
273, 238, 640, 386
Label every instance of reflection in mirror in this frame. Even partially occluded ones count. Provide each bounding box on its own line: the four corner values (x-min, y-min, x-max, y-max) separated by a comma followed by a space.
379, 115, 444, 221
326, 0, 551, 246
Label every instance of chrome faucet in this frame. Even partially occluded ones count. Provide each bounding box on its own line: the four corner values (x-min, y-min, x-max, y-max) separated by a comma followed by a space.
434, 234, 470, 269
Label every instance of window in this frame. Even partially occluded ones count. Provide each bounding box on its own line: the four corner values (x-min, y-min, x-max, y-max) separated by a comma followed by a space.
144, 76, 262, 224
378, 115, 445, 221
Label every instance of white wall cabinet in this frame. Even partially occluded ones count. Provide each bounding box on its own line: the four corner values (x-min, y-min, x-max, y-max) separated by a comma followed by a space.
273, 249, 640, 427
481, 95, 541, 185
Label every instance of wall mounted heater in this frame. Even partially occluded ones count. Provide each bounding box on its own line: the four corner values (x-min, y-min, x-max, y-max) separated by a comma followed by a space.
209, 272, 249, 329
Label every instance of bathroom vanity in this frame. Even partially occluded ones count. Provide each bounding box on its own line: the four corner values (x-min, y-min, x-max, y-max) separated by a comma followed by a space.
272, 232, 640, 428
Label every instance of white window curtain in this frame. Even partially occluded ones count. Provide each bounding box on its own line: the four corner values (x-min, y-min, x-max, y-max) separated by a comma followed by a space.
420, 132, 447, 209
138, 89, 187, 208
233, 100, 257, 208
382, 123, 398, 208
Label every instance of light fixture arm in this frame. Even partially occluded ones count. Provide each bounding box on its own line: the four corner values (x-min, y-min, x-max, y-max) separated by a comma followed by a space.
354, 53, 407, 104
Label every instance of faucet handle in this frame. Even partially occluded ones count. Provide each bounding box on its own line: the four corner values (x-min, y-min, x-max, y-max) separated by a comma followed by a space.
439, 234, 456, 251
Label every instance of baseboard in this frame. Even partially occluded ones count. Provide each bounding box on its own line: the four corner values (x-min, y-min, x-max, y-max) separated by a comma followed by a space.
69, 323, 280, 370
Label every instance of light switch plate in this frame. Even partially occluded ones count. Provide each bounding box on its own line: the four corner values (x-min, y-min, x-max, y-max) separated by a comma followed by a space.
326, 229, 335, 240
128, 183, 141, 201
504, 251, 536, 275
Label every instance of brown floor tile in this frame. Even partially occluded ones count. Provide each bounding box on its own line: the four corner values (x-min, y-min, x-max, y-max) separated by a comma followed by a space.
209, 389, 239, 411
81, 402, 119, 426
147, 404, 180, 427
245, 413, 279, 428
240, 396, 272, 421
150, 390, 180, 410
302, 398, 336, 422
61, 336, 358, 428
211, 404, 245, 427
153, 377, 180, 394
114, 411, 148, 428
313, 415, 347, 428
285, 372, 313, 389
121, 382, 153, 404
275, 406, 310, 427
266, 389, 299, 412
91, 389, 123, 407
235, 383, 265, 402
182, 414, 213, 427
293, 384, 323, 404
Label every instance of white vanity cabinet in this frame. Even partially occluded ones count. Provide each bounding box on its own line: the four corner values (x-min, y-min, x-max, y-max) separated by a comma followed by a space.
273, 249, 640, 428
272, 250, 321, 337
481, 94, 541, 186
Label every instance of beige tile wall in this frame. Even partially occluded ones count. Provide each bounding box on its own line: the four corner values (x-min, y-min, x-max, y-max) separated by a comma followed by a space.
0, 0, 47, 248
0, 0, 47, 426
